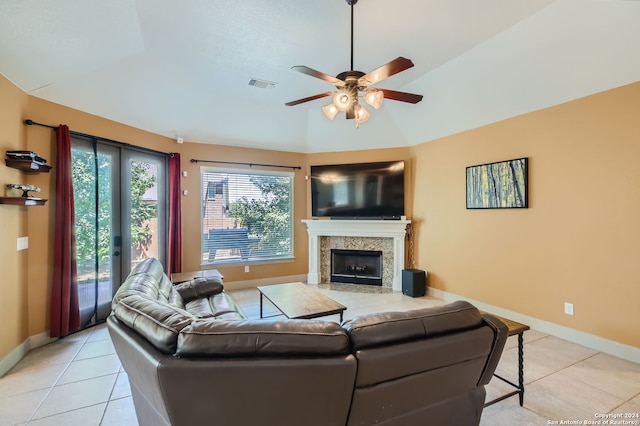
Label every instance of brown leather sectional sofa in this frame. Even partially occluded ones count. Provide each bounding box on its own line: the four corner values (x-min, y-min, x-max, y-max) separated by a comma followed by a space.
107, 258, 508, 426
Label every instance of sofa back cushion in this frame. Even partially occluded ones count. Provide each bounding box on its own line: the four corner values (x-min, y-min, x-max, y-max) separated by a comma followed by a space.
342, 300, 483, 350
176, 319, 350, 357
113, 294, 193, 354
112, 258, 192, 354
127, 257, 165, 281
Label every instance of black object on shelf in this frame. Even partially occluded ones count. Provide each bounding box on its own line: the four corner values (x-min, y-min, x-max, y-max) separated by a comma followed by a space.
6, 150, 47, 164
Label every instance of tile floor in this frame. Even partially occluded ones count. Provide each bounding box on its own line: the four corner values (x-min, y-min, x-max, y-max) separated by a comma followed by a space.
1, 285, 639, 425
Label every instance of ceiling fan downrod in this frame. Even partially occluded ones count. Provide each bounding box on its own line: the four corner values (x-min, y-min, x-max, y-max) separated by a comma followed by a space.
346, 0, 357, 71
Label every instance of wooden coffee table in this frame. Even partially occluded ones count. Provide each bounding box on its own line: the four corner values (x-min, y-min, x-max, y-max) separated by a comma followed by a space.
257, 282, 347, 321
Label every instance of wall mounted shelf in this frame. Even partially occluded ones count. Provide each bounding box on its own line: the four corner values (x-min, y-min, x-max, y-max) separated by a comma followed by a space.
5, 159, 52, 173
0, 197, 47, 206
3, 152, 51, 205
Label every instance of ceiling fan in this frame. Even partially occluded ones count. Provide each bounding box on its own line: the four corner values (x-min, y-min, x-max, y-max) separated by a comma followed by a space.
285, 0, 423, 126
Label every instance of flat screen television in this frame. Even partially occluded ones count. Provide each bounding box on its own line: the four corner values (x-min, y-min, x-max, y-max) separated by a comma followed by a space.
310, 160, 405, 219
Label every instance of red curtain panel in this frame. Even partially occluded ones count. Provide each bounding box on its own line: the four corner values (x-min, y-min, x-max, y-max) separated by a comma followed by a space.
50, 124, 80, 337
167, 153, 182, 275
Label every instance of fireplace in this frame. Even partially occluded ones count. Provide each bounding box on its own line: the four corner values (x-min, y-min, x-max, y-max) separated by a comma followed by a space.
302, 219, 411, 291
331, 249, 383, 286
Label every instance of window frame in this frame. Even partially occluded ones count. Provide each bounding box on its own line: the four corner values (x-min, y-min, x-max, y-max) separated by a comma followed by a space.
200, 166, 295, 266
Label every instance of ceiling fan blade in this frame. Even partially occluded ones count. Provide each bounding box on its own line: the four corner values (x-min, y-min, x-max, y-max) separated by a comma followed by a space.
291, 66, 346, 87
358, 57, 415, 86
379, 89, 423, 104
285, 92, 333, 107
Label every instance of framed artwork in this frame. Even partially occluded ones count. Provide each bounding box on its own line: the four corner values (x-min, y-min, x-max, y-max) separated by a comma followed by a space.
466, 157, 528, 209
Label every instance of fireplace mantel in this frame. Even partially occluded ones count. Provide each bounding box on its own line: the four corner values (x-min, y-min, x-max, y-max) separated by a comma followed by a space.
302, 219, 411, 291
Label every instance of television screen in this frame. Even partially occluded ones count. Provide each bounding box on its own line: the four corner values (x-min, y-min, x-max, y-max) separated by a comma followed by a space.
311, 160, 405, 219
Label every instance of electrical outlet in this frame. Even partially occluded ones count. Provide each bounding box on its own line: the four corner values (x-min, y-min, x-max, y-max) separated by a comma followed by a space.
244, 265, 250, 273
564, 302, 574, 316
17, 236, 29, 251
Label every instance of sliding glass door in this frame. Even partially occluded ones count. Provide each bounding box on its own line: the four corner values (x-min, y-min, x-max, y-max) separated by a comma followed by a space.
122, 150, 167, 270
71, 136, 167, 329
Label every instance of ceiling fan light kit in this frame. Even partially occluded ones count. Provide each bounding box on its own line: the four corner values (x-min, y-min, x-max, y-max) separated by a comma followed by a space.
322, 103, 339, 120
364, 88, 384, 110
285, 0, 423, 128
355, 104, 370, 124
334, 89, 355, 112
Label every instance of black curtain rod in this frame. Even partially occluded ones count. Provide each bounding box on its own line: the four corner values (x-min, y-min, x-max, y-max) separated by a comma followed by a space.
190, 159, 301, 170
24, 119, 169, 156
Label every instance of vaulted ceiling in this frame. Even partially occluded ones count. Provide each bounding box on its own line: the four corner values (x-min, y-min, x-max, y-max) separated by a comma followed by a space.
1, 0, 639, 153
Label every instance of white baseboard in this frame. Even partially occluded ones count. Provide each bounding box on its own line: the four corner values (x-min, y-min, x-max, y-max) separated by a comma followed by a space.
427, 287, 640, 365
224, 274, 308, 290
0, 331, 57, 377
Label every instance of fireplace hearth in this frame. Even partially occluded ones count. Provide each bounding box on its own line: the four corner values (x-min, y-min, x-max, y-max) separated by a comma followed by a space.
331, 249, 383, 286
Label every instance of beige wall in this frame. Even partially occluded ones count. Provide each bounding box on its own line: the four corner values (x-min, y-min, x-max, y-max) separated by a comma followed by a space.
1, 73, 638, 363
411, 81, 640, 348
179, 142, 309, 283
0, 76, 30, 359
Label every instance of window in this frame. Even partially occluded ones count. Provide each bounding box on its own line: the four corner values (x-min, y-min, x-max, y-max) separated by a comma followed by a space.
201, 167, 294, 264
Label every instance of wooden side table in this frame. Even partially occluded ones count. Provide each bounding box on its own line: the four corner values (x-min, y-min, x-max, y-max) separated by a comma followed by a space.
484, 313, 530, 407
171, 269, 223, 284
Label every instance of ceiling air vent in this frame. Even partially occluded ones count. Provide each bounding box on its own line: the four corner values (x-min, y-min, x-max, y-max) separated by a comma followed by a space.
248, 78, 277, 89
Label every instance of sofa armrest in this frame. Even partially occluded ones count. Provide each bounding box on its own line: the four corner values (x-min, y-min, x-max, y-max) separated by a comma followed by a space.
174, 277, 223, 302
476, 313, 509, 385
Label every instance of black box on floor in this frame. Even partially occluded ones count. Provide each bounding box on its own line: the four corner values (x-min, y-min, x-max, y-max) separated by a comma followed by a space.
402, 269, 426, 297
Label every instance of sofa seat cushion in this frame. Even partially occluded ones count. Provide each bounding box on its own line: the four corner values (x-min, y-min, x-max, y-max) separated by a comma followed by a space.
113, 294, 194, 354
176, 319, 350, 357
184, 292, 244, 319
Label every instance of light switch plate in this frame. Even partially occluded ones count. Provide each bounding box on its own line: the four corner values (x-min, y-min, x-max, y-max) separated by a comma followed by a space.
17, 236, 29, 251
564, 302, 574, 316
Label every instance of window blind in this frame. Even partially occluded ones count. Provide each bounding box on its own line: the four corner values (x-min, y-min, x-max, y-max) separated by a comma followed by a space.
201, 168, 293, 263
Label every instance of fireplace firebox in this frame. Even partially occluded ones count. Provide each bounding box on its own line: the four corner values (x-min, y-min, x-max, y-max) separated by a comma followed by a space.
331, 249, 383, 286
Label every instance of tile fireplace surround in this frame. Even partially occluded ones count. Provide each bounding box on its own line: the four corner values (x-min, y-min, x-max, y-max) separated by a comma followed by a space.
302, 219, 411, 292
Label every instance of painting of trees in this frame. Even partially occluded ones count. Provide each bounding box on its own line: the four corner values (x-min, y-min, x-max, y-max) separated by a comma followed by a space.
466, 158, 528, 209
